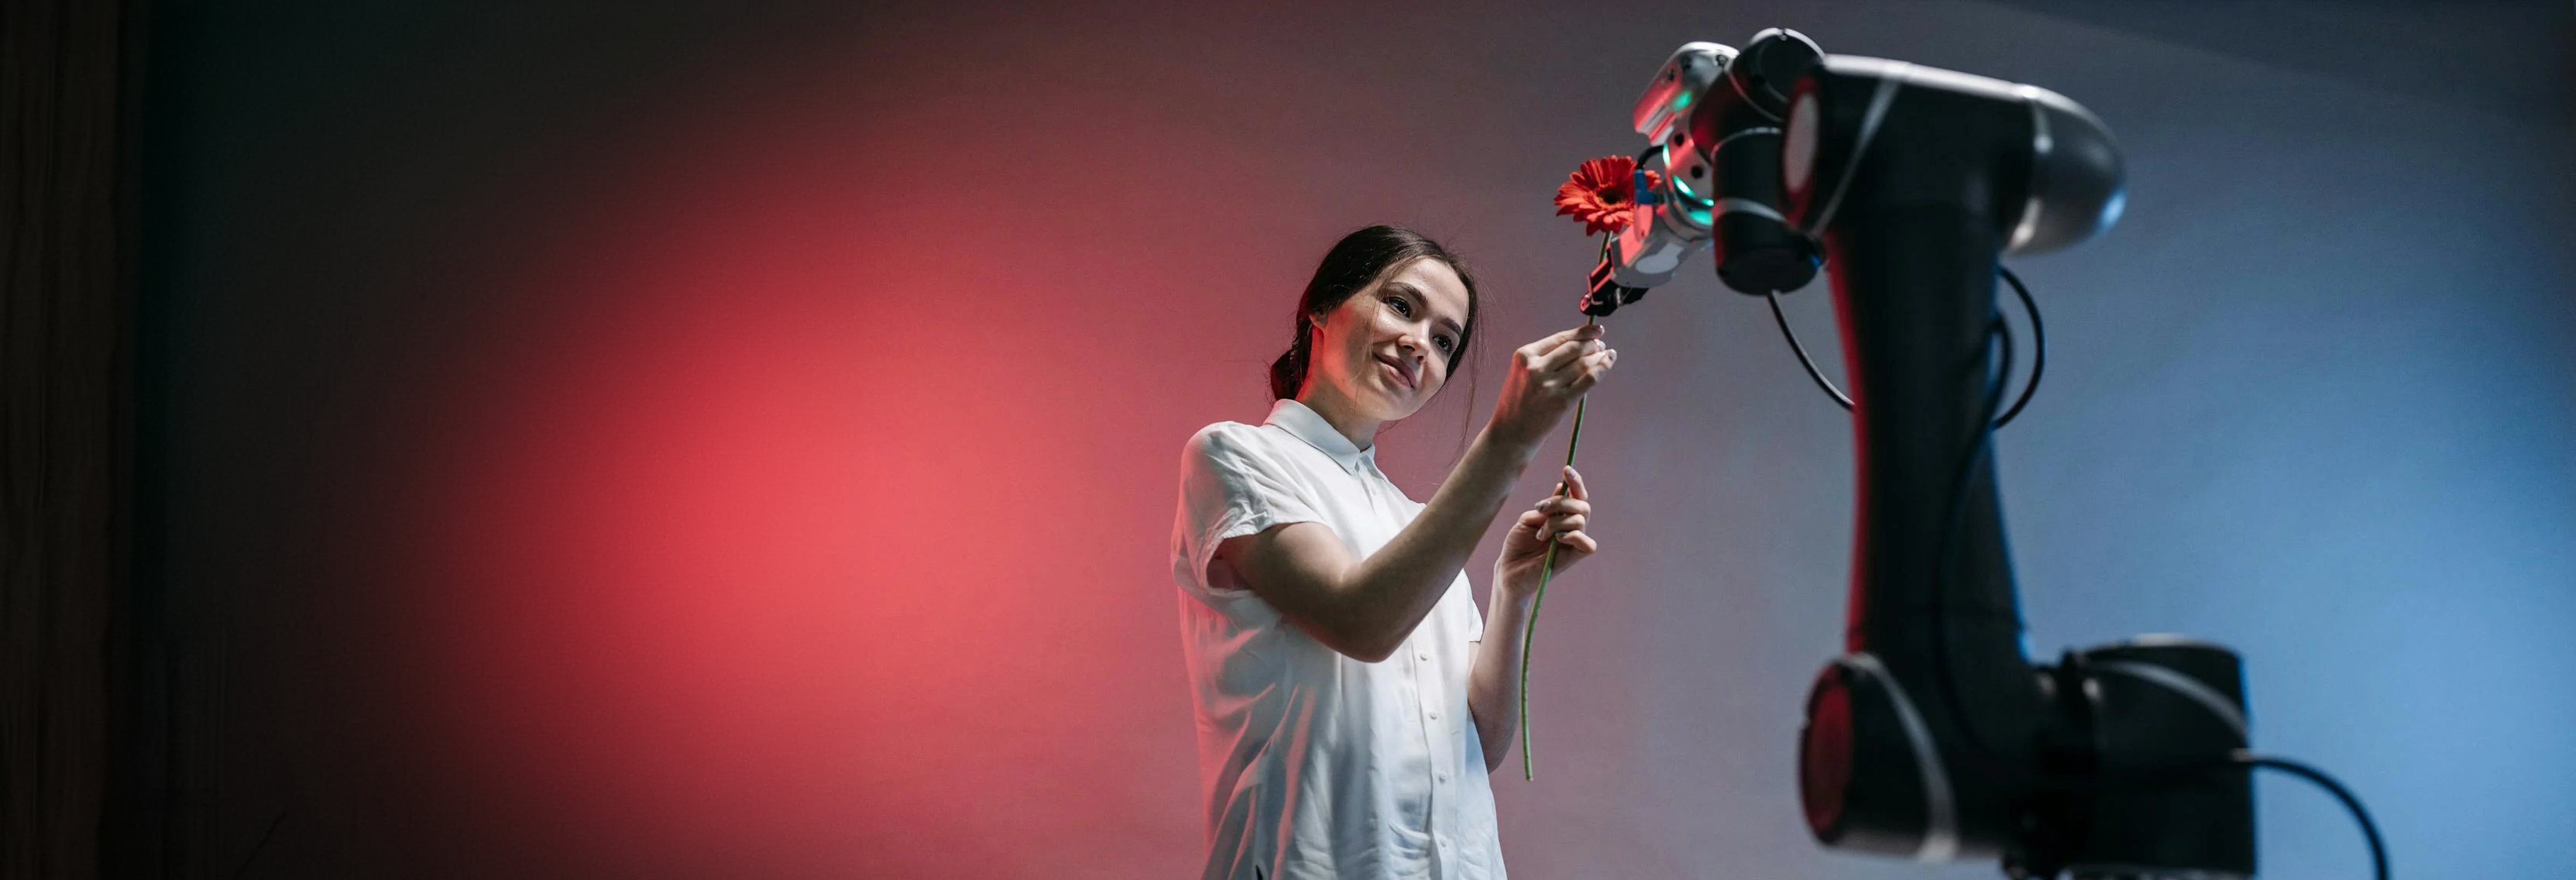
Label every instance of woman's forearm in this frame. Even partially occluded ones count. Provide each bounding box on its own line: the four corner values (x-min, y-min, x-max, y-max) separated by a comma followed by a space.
1468, 570, 1537, 771
1329, 424, 1541, 659
1232, 324, 1605, 662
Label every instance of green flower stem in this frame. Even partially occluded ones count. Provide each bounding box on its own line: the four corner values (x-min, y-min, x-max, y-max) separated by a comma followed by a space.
1519, 315, 1594, 782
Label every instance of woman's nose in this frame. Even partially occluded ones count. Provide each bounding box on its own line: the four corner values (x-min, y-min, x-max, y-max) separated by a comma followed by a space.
1395, 331, 1426, 357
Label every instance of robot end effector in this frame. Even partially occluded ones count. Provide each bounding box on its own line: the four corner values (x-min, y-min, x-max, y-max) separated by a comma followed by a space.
1585, 30, 1828, 315
1584, 30, 2125, 314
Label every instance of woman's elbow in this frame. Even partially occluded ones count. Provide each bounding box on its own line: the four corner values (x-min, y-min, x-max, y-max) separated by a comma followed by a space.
1293, 616, 1402, 663
1322, 627, 1403, 664
1339, 639, 1400, 664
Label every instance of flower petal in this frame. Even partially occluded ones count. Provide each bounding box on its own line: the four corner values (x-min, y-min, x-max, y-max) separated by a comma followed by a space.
1556, 155, 1644, 234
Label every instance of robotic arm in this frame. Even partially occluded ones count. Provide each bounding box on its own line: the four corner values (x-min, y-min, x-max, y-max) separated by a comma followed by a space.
1600, 30, 2258, 879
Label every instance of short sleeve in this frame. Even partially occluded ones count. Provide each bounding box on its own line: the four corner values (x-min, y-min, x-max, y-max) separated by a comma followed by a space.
1172, 424, 1325, 600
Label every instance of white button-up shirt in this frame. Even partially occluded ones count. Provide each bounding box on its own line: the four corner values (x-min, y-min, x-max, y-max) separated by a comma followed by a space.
1172, 398, 1504, 880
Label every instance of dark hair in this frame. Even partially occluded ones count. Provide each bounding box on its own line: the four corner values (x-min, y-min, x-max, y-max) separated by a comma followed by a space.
1268, 225, 1482, 401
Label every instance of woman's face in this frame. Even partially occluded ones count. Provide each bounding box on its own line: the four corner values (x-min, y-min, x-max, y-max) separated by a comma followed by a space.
1305, 256, 1471, 424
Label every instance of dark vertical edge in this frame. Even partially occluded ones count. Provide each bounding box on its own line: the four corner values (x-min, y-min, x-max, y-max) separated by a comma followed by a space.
102, 0, 169, 875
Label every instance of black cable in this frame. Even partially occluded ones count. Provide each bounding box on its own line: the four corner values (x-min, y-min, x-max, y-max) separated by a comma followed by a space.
1993, 266, 2045, 427
1767, 288, 1853, 410
2234, 751, 2390, 880
1765, 266, 2045, 427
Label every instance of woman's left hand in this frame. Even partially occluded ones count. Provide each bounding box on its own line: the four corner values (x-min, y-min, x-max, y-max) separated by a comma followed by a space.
1496, 465, 1596, 596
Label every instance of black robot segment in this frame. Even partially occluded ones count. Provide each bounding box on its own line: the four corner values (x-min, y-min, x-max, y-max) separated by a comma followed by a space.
1600, 29, 2256, 880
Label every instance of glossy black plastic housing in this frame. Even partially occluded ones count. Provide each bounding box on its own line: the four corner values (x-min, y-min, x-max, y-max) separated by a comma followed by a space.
1684, 28, 1824, 295
1721, 37, 2256, 880
1780, 56, 2125, 256
1799, 640, 2256, 878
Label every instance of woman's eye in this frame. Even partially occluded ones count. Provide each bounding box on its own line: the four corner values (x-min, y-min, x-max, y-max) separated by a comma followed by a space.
1384, 295, 1412, 317
1435, 335, 1454, 353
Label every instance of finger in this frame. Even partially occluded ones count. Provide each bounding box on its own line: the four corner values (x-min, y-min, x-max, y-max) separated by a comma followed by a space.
1524, 337, 1607, 378
1517, 509, 1546, 529
1568, 349, 1615, 392
1524, 321, 1607, 360
1576, 347, 1616, 377
1531, 336, 1606, 375
1534, 496, 1588, 517
1560, 532, 1598, 554
1562, 466, 1588, 501
1545, 513, 1586, 535
1520, 325, 1603, 361
1531, 510, 1574, 539
1548, 326, 1608, 355
1569, 368, 1603, 395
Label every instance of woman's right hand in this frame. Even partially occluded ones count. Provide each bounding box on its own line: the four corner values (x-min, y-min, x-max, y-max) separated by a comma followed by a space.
1488, 324, 1615, 451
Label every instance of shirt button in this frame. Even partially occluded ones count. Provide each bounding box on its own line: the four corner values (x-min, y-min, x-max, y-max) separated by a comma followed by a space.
1418, 651, 1431, 662
1437, 772, 1448, 783
1427, 710, 1439, 720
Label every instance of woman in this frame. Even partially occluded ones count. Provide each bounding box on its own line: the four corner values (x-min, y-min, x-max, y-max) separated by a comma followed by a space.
1172, 225, 1615, 880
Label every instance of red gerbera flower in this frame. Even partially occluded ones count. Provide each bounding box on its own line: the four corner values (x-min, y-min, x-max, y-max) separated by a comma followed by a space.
1554, 155, 1660, 236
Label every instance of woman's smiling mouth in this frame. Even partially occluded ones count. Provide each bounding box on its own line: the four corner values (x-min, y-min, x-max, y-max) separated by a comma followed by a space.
1376, 353, 1416, 390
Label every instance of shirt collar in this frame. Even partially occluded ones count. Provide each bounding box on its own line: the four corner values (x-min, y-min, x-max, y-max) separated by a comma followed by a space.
1266, 398, 1379, 476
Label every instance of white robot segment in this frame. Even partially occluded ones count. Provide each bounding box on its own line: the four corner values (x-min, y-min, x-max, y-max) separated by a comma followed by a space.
1604, 42, 1733, 293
